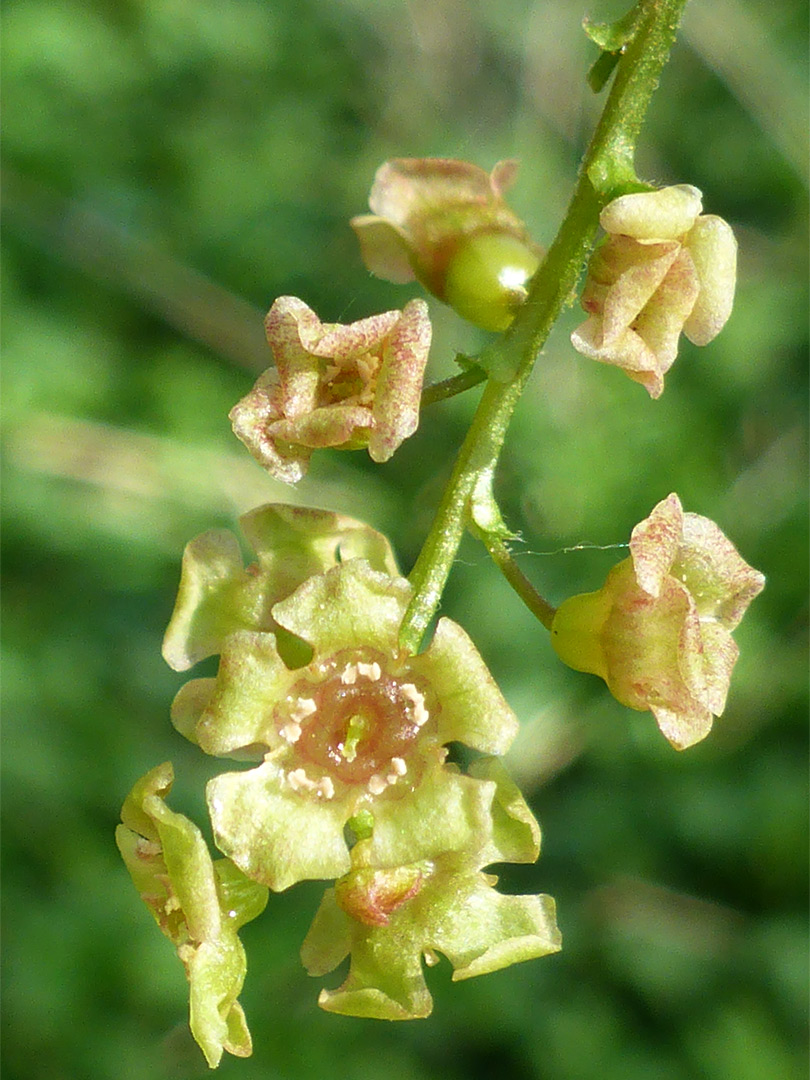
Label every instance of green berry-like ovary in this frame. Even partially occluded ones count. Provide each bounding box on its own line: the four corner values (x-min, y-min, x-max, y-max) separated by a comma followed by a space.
444, 232, 540, 332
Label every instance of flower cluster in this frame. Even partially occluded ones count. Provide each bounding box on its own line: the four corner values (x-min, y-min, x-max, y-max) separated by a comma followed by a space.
118, 152, 759, 1069
119, 505, 560, 1062
571, 184, 737, 397
551, 494, 764, 748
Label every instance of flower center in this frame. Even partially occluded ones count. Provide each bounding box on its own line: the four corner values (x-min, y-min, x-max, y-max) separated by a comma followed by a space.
274, 649, 436, 791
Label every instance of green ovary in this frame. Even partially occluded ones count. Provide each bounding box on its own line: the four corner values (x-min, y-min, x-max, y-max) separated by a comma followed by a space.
551, 589, 612, 680
444, 232, 539, 332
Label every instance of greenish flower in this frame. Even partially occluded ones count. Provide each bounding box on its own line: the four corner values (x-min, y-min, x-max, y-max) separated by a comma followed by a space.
571, 184, 737, 397
116, 763, 268, 1068
552, 494, 765, 748
230, 296, 431, 484
351, 158, 542, 332
300, 759, 560, 1020
170, 552, 520, 891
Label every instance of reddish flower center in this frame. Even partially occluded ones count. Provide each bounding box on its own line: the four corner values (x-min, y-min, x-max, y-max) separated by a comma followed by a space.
275, 649, 436, 793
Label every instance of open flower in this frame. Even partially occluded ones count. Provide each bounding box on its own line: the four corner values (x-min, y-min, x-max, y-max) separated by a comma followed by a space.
171, 555, 521, 891
230, 296, 431, 484
571, 185, 737, 397
551, 494, 764, 749
300, 761, 560, 1020
351, 158, 542, 332
116, 763, 268, 1068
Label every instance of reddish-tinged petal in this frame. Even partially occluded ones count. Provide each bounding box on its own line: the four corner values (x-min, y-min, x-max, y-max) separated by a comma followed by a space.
630, 248, 699, 373
678, 512, 766, 628
229, 369, 312, 483
369, 298, 432, 462
598, 239, 680, 344
350, 215, 415, 283
570, 318, 665, 397
651, 701, 714, 750
271, 403, 373, 450
630, 493, 683, 597
698, 621, 739, 716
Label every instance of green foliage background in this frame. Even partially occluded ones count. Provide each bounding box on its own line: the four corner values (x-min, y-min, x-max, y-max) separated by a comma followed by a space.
2, 1, 807, 1078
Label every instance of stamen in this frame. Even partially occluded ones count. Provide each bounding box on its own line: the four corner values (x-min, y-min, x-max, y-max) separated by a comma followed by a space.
400, 682, 429, 727
287, 767, 335, 799
367, 774, 387, 796
290, 697, 317, 723
280, 721, 302, 744
389, 757, 407, 776
340, 663, 358, 685
357, 661, 382, 682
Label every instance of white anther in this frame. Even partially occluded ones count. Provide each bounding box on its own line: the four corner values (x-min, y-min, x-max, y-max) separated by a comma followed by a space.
289, 697, 317, 723
400, 683, 429, 727
367, 774, 387, 796
164, 895, 181, 914
357, 661, 381, 682
340, 664, 358, 685
287, 768, 310, 792
318, 776, 335, 800
280, 721, 302, 744
390, 757, 407, 776
287, 767, 334, 799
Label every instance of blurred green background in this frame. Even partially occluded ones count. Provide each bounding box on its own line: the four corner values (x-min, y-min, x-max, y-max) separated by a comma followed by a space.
2, 1, 807, 1078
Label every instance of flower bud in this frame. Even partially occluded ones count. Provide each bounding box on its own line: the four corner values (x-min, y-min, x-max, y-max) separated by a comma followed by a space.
351, 158, 541, 332
571, 185, 737, 397
230, 296, 431, 484
551, 494, 764, 749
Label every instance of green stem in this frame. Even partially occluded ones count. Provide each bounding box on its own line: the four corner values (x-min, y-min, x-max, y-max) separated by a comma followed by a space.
420, 366, 487, 408
400, 0, 688, 653
476, 532, 557, 630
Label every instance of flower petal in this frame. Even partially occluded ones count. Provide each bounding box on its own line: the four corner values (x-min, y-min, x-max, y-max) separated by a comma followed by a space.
229, 368, 311, 483
651, 700, 714, 750
194, 631, 291, 756
677, 512, 765, 628
630, 493, 684, 597
600, 184, 703, 241
240, 503, 399, 581
272, 560, 410, 656
630, 248, 699, 373
683, 215, 737, 345
369, 298, 432, 463
162, 530, 246, 671
415, 617, 519, 754
468, 757, 541, 865
436, 881, 561, 980
207, 756, 351, 891
350, 215, 416, 283
368, 766, 496, 867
